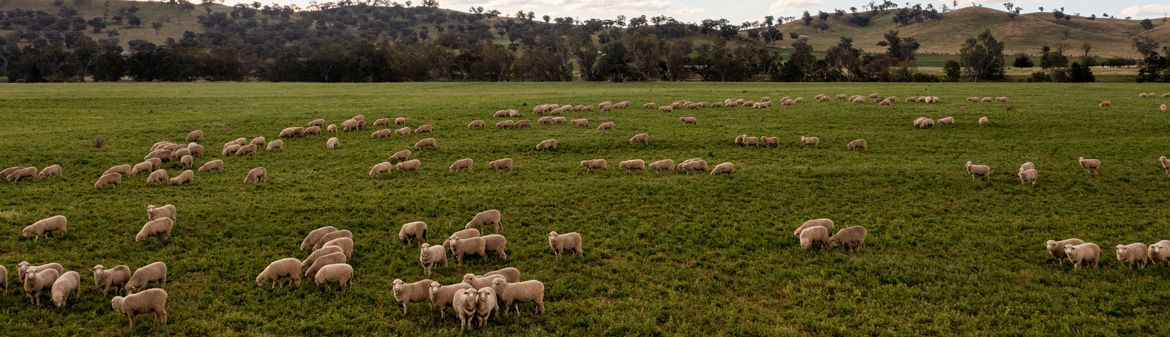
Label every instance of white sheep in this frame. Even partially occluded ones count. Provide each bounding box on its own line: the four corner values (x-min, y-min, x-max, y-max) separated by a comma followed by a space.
257, 258, 302, 288
1149, 240, 1170, 266
453, 288, 479, 331
313, 230, 353, 250
761, 137, 780, 147
468, 120, 485, 129
92, 264, 131, 296
793, 218, 835, 236
222, 144, 241, 156
476, 287, 500, 327
301, 246, 344, 274
300, 226, 338, 252
326, 137, 340, 149
488, 158, 514, 171
1018, 162, 1035, 172
446, 228, 481, 246
978, 116, 989, 125
580, 159, 607, 171
392, 278, 434, 315
1161, 156, 1170, 177
680, 116, 698, 125
535, 138, 559, 151
244, 167, 267, 184
304, 252, 346, 279
648, 159, 674, 172
37, 164, 61, 179
597, 121, 615, 131
800, 136, 820, 146
496, 120, 515, 128
396, 159, 422, 172
50, 271, 80, 308
415, 124, 433, 134
414, 138, 437, 150
95, 173, 122, 189
369, 162, 393, 178
1018, 168, 1038, 185
125, 262, 167, 294
1099, 100, 1112, 108
390, 149, 412, 163
449, 158, 474, 172
372, 129, 392, 138
677, 158, 708, 173
1064, 242, 1101, 268
111, 288, 167, 329
265, 139, 284, 151
620, 159, 646, 170
485, 267, 521, 283
965, 161, 990, 180
449, 237, 487, 265
548, 231, 583, 259
326, 124, 337, 133
491, 278, 545, 316
1045, 238, 1085, 264
938, 116, 955, 125
197, 159, 224, 173
168, 170, 193, 185
147, 169, 168, 185
5, 166, 35, 182
629, 132, 649, 145
428, 281, 472, 318
22, 268, 59, 305
419, 243, 447, 276
799, 227, 829, 249
710, 162, 734, 176
22, 215, 67, 240
374, 117, 390, 126
481, 234, 508, 260
186, 130, 203, 142
322, 237, 354, 259
465, 209, 502, 233
847, 139, 867, 151
400, 221, 428, 245
1161, 104, 1168, 112
1116, 243, 1149, 268
828, 226, 867, 252
1078, 157, 1101, 174
131, 161, 154, 176
309, 118, 326, 127
135, 218, 174, 242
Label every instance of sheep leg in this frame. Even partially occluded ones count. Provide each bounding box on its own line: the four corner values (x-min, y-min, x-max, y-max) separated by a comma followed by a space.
402, 304, 408, 316
128, 314, 136, 329
537, 300, 545, 315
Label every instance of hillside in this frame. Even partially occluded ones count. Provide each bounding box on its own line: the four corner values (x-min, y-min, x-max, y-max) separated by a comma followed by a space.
0, 0, 231, 45
781, 7, 1167, 58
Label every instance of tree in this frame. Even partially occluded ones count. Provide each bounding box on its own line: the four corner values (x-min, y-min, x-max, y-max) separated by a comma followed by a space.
1140, 19, 1154, 31
595, 43, 633, 82
1069, 62, 1095, 82
959, 29, 1005, 81
1012, 55, 1033, 68
152, 21, 164, 36
944, 60, 961, 81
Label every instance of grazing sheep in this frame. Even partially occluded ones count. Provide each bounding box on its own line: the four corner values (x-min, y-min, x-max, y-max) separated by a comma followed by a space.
538, 116, 553, 125
372, 129, 392, 138
446, 228, 481, 245
396, 159, 422, 172
342, 119, 359, 132
580, 159, 608, 171
453, 288, 479, 331
481, 234, 508, 260
300, 226, 338, 252
828, 226, 867, 252
793, 218, 835, 236
303, 126, 321, 136
279, 127, 299, 138
461, 273, 505, 290
222, 144, 241, 156
620, 159, 646, 171
135, 218, 174, 242
1045, 238, 1085, 264
327, 124, 337, 133
916, 118, 935, 129
468, 120, 485, 129
36, 164, 61, 179
800, 136, 819, 146
414, 138, 437, 150
244, 167, 267, 184
429, 281, 472, 318
171, 148, 192, 160
1149, 240, 1170, 266
249, 137, 267, 148
485, 268, 521, 283
1099, 100, 1112, 108
309, 118, 326, 127
256, 258, 301, 288
677, 158, 708, 173
187, 143, 205, 156
488, 158, 514, 171
146, 158, 162, 169
744, 136, 759, 146
168, 170, 193, 185
570, 119, 588, 128
449, 158, 474, 172
1162, 104, 1168, 112
93, 265, 131, 296
496, 120, 515, 129
111, 288, 167, 329
103, 164, 132, 177
147, 169, 168, 185
1018, 168, 1038, 185
301, 246, 344, 274
799, 227, 830, 249
369, 162, 393, 178
491, 278, 545, 316
996, 97, 1008, 103
50, 271, 80, 308
1116, 243, 1150, 268
597, 121, 615, 131
304, 252, 347, 279
326, 137, 340, 149
710, 162, 734, 176
392, 278, 434, 316
395, 117, 407, 125
1078, 157, 1101, 174
938, 116, 955, 125
847, 139, 867, 151
147, 204, 177, 221
978, 116, 990, 126
419, 243, 447, 276
760, 136, 780, 147
551, 116, 567, 124
1064, 243, 1101, 269
536, 139, 558, 151
659, 106, 674, 112
22, 268, 59, 305
548, 231, 583, 258
648, 159, 674, 172
449, 237, 487, 265
514, 120, 532, 128
965, 161, 991, 180
179, 155, 193, 168
374, 118, 390, 126
131, 162, 154, 176
1, 166, 20, 177
414, 124, 433, 134
680, 116, 698, 125
314, 230, 354, 250
644, 103, 658, 109
186, 130, 203, 142
629, 132, 649, 145
22, 215, 68, 240
1160, 155, 1170, 177
321, 237, 354, 259
145, 150, 172, 162
391, 150, 412, 163
95, 172, 122, 189
125, 262, 167, 294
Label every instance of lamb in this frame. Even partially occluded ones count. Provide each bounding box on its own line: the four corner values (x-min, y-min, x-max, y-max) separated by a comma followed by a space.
449, 237, 487, 265
648, 159, 674, 172
222, 144, 241, 156
847, 139, 867, 151
1078, 157, 1101, 174
93, 264, 132, 296
414, 138, 437, 150
168, 170, 193, 185
414, 124, 433, 134
978, 116, 989, 125
1045, 238, 1085, 264
680, 116, 698, 125
326, 137, 340, 149
262, 139, 285, 152
327, 124, 337, 133
396, 159, 422, 172
965, 161, 991, 180
313, 230, 353, 250
372, 129, 392, 138
22, 268, 59, 305
453, 288, 479, 331
580, 159, 607, 171
50, 271, 80, 308
135, 218, 174, 242
828, 226, 867, 252
390, 149, 412, 163
322, 237, 354, 259
1018, 168, 1038, 185
428, 281, 472, 318
481, 234, 508, 260
597, 121, 615, 131
488, 158, 514, 171
548, 231, 583, 258
179, 155, 193, 168
304, 252, 346, 279
468, 120, 485, 129
799, 227, 830, 249
938, 116, 955, 125
374, 118, 390, 126
256, 258, 302, 288
793, 218, 835, 236
111, 288, 168, 329
449, 158, 474, 172
1115, 243, 1149, 268
536, 138, 558, 151
392, 278, 434, 315
484, 267, 521, 283
1149, 240, 1170, 266
475, 287, 500, 327
309, 118, 326, 127
369, 162, 393, 178
146, 169, 168, 185
249, 137, 267, 148
710, 162, 734, 176
37, 164, 61, 179
301, 246, 344, 274
300, 226, 338, 252
1099, 100, 1111, 108
95, 172, 122, 189
1064, 242, 1101, 269
125, 262, 167, 294
491, 278, 545, 316
186, 130, 203, 142
419, 243, 447, 276
1161, 155, 1170, 176
461, 273, 505, 290
244, 167, 267, 183
22, 215, 67, 240
629, 132, 649, 145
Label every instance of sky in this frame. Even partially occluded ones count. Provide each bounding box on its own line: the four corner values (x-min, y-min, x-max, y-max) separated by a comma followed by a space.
207, 0, 1170, 24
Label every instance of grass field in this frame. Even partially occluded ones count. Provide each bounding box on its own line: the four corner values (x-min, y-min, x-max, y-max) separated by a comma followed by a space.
2, 82, 1170, 336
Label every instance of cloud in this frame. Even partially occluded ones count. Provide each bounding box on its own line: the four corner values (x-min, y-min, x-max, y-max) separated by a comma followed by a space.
673, 7, 704, 17
441, 0, 669, 14
563, 0, 670, 12
768, 0, 823, 15
1120, 4, 1170, 18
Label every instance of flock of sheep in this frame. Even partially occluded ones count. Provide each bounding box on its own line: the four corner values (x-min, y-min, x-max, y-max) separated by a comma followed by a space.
1045, 239, 1170, 269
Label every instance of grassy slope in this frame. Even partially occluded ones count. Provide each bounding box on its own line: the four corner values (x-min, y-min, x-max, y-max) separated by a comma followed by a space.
1, 82, 1170, 336
0, 0, 231, 45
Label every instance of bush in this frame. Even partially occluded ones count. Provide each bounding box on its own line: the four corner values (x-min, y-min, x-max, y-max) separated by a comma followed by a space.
1013, 55, 1034, 68
1027, 72, 1052, 82
911, 73, 940, 82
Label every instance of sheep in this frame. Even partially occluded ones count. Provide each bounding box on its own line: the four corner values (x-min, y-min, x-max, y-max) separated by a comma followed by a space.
580, 159, 608, 171
978, 116, 989, 126
111, 288, 167, 329
390, 149, 412, 163
616, 159, 646, 171
449, 158, 474, 172
22, 215, 67, 240
680, 116, 698, 125
1162, 104, 1168, 112
102, 164, 131, 177
744, 136, 759, 146
1160, 155, 1170, 176
761, 136, 780, 147
222, 144, 241, 156
453, 288, 479, 331
996, 96, 1008, 103
1078, 157, 1101, 174
314, 230, 354, 250
419, 243, 447, 276
93, 265, 131, 296
536, 139, 558, 151
1115, 243, 1150, 269
965, 161, 991, 180
710, 162, 734, 176
846, 139, 867, 151
135, 218, 174, 242
169, 170, 193, 185
304, 252, 347, 279
475, 287, 500, 327
146, 158, 162, 169
322, 237, 354, 259
301, 246, 344, 274
301, 226, 338, 252
981, 97, 993, 103
326, 137, 340, 149
309, 118, 326, 127
374, 118, 390, 126
341, 119, 359, 132
244, 167, 267, 184
792, 218, 835, 237
548, 231, 583, 259
256, 258, 302, 288
146, 169, 168, 185
449, 237, 487, 265
597, 121, 615, 131
414, 138, 437, 150
396, 159, 422, 172
538, 116, 553, 125
49, 271, 80, 308
395, 221, 428, 246
551, 116, 567, 124
327, 124, 337, 133
145, 150, 173, 163
179, 155, 193, 168
409, 124, 432, 134
648, 159, 674, 172
186, 130, 203, 142
496, 120, 515, 129
428, 281, 472, 318
125, 262, 167, 294
95, 172, 122, 189
570, 119, 588, 127
363, 162, 391, 178
938, 116, 955, 125
1016, 162, 1035, 172
514, 120, 532, 128
479, 234, 508, 260
1099, 100, 1111, 108
916, 118, 935, 129
491, 278, 545, 316
447, 228, 481, 244
392, 278, 434, 316
485, 267, 521, 283
629, 132, 649, 145
0, 166, 36, 182
799, 227, 830, 249
231, 137, 248, 146
0, 166, 19, 177
677, 158, 708, 173
1064, 242, 1101, 269
262, 139, 285, 152
1149, 240, 1170, 266
303, 126, 322, 135
1018, 168, 1038, 185
828, 226, 867, 252
644, 103, 658, 109
659, 106, 674, 112
37, 164, 61, 179
800, 136, 819, 146
461, 273, 505, 290
22, 268, 59, 305
1045, 238, 1085, 264
488, 158, 514, 171
371, 129, 392, 138
187, 143, 205, 156
468, 120, 485, 129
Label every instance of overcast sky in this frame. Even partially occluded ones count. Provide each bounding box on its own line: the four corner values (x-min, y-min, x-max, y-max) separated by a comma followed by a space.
207, 0, 1170, 24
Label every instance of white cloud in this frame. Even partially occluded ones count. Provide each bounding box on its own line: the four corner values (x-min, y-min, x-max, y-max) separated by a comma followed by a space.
673, 7, 704, 16
768, 0, 823, 15
1120, 4, 1170, 18
563, 0, 670, 12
